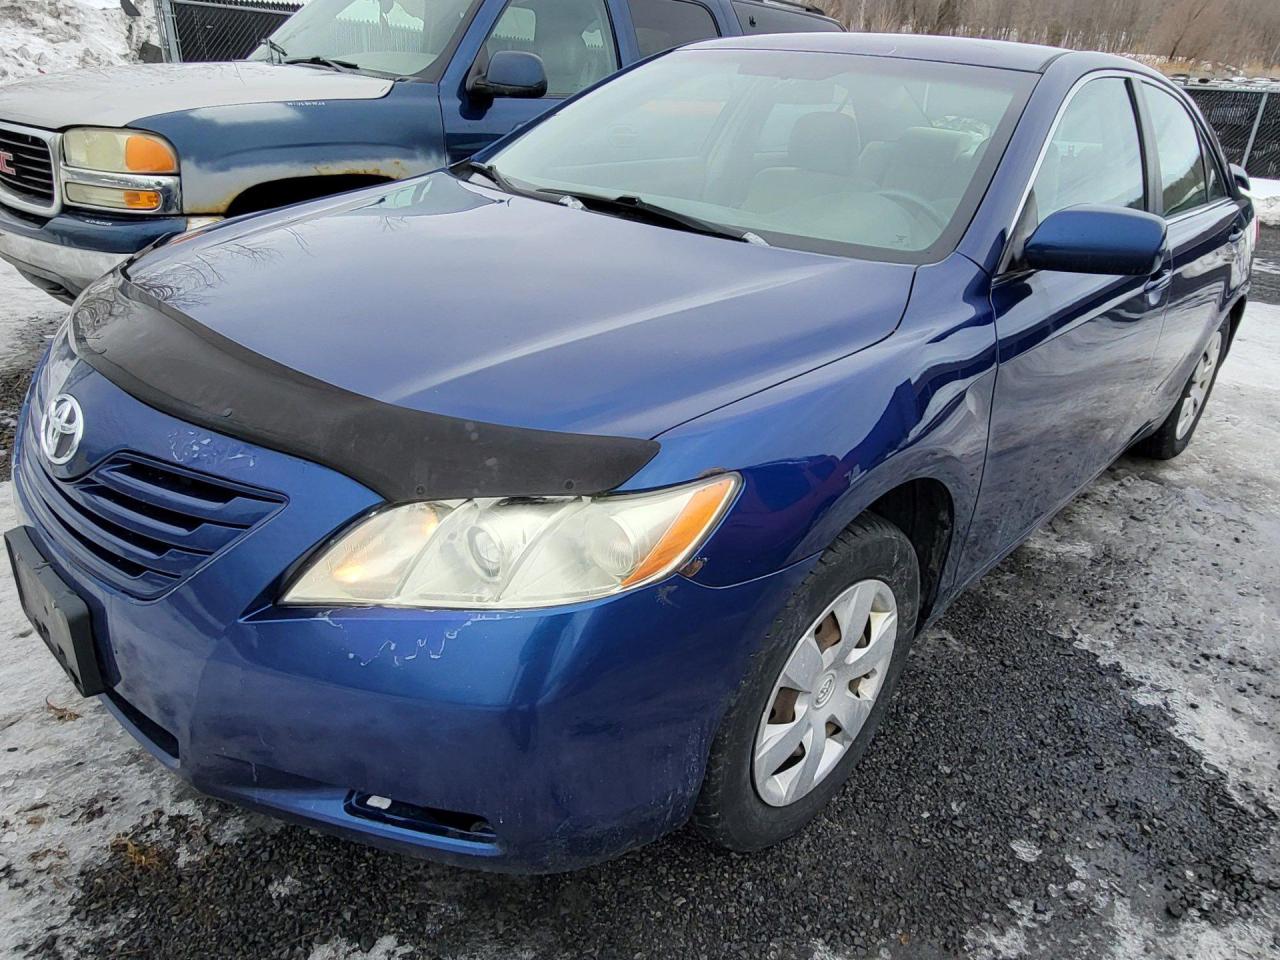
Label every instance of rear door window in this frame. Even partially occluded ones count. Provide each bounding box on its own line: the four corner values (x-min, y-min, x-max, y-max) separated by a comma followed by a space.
733, 1, 841, 33
631, 0, 720, 57
1145, 85, 1209, 217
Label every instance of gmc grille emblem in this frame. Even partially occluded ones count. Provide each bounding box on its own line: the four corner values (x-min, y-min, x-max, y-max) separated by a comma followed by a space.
0, 150, 15, 176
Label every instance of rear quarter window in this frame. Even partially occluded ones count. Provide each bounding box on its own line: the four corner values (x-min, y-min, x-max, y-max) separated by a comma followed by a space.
733, 1, 842, 34
630, 0, 720, 58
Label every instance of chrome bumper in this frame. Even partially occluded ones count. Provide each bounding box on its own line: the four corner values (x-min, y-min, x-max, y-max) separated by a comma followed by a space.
0, 224, 127, 295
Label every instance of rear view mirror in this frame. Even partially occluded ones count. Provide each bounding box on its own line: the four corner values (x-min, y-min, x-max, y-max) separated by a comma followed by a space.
467, 51, 548, 100
1022, 205, 1167, 277
1229, 163, 1251, 193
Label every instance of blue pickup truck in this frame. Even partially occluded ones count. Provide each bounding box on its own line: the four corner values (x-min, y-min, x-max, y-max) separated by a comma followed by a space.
0, 0, 839, 301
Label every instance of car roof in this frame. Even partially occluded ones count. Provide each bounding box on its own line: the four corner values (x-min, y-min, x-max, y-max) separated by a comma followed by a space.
689, 32, 1144, 75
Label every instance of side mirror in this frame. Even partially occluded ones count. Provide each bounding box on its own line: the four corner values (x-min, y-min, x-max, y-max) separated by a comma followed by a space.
1229, 163, 1251, 194
467, 51, 548, 100
1022, 205, 1167, 277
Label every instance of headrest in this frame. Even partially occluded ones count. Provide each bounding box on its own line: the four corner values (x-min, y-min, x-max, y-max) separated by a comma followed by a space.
789, 111, 862, 176
894, 125, 980, 163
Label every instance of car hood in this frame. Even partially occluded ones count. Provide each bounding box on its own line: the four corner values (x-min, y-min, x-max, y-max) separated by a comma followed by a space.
125, 174, 915, 440
0, 62, 393, 130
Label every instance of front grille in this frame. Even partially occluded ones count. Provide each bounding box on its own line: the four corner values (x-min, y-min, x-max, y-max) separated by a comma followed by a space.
20, 451, 285, 600
0, 126, 56, 207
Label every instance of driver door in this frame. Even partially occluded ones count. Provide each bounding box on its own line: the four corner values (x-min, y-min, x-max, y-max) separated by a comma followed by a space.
959, 75, 1170, 579
440, 0, 624, 161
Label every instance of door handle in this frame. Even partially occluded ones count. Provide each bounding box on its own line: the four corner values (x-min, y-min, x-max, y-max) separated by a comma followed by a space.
1145, 267, 1173, 294
1228, 227, 1245, 242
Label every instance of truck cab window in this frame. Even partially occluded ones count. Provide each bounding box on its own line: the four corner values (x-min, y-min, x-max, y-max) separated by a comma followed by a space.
484, 0, 619, 97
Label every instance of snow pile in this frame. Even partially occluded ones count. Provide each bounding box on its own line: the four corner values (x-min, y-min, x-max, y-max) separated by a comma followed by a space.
0, 0, 154, 84
1252, 178, 1280, 228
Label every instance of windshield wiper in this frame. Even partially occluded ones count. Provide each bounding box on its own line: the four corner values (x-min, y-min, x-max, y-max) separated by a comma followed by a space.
450, 159, 524, 195
262, 38, 287, 64
551, 192, 768, 245
285, 55, 360, 73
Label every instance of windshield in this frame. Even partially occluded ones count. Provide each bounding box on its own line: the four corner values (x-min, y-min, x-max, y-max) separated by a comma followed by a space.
486, 50, 1035, 261
249, 0, 476, 77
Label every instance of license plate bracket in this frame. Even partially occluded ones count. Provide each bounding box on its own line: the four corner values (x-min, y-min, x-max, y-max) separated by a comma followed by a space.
5, 526, 104, 697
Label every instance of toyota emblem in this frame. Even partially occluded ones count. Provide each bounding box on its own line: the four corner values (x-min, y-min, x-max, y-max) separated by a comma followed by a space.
41, 394, 84, 466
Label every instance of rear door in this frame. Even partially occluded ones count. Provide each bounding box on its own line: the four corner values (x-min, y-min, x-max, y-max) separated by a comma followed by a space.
1137, 82, 1245, 420
960, 74, 1169, 577
440, 0, 627, 161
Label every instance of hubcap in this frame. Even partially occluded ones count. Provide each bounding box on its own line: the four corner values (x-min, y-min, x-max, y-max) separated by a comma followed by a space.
1176, 331, 1222, 440
752, 579, 898, 807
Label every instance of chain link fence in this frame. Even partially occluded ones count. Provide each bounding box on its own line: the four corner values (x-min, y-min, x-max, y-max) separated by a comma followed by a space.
154, 0, 301, 63
1184, 83, 1280, 180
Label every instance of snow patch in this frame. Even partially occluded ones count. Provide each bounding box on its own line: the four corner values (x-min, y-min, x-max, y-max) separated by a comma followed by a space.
0, 482, 207, 957
1010, 838, 1042, 863
1102, 898, 1280, 960
1253, 178, 1280, 227
307, 936, 415, 960
0, 0, 154, 85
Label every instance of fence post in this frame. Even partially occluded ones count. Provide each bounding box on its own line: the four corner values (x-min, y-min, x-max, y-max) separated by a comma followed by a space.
1242, 91, 1268, 175
152, 0, 183, 62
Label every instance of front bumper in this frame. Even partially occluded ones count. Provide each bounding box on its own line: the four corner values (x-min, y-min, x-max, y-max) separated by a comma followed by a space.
14, 344, 811, 872
0, 202, 185, 298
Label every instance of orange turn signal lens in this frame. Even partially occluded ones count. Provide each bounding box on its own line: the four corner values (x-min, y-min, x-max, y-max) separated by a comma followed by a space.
125, 135, 178, 174
622, 475, 737, 587
124, 190, 162, 210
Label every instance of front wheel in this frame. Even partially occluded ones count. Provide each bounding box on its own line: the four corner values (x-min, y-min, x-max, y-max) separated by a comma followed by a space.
692, 514, 919, 852
1135, 318, 1229, 460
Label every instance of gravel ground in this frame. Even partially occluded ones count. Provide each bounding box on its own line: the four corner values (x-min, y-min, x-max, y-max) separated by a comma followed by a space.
0, 247, 1278, 960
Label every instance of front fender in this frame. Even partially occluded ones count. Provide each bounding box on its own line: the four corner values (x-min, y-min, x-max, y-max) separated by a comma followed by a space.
621, 253, 997, 594
135, 84, 447, 214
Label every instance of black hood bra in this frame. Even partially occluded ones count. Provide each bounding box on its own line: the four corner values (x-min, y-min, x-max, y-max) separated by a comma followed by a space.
68, 273, 659, 502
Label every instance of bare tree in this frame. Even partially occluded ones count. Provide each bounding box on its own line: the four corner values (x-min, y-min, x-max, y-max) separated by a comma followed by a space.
816, 0, 1280, 72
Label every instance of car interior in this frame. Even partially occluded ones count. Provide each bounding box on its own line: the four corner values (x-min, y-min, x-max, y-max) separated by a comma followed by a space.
493, 54, 1027, 257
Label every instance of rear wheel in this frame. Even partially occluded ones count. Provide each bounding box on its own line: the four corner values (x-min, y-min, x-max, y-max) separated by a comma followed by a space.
693, 514, 919, 851
1135, 318, 1229, 460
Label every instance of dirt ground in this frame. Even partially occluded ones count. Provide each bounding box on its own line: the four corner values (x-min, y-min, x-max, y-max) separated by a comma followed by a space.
0, 246, 1277, 960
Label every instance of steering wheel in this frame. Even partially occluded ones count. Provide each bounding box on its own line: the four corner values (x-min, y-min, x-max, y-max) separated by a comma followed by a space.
878, 189, 948, 232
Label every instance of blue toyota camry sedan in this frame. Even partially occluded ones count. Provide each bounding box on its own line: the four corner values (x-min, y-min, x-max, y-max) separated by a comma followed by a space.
8, 33, 1254, 872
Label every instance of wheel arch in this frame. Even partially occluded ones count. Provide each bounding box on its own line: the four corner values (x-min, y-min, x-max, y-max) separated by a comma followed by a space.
224, 174, 396, 218
863, 477, 956, 629
1226, 294, 1247, 350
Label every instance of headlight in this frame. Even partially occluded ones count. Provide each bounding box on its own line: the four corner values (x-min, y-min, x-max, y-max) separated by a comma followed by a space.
283, 474, 739, 609
64, 128, 178, 174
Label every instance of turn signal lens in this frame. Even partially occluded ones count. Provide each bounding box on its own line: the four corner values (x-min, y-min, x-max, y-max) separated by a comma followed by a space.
621, 477, 737, 586
63, 128, 178, 175
283, 474, 741, 610
64, 183, 162, 211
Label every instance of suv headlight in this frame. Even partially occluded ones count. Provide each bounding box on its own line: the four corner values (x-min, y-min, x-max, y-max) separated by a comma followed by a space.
283, 475, 739, 610
63, 128, 178, 174
61, 128, 180, 213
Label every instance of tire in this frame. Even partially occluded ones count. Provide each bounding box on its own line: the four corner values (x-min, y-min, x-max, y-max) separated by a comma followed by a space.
1135, 317, 1230, 460
693, 513, 920, 852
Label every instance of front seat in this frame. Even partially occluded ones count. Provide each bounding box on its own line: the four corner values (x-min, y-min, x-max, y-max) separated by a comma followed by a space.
743, 111, 864, 215
861, 125, 985, 207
